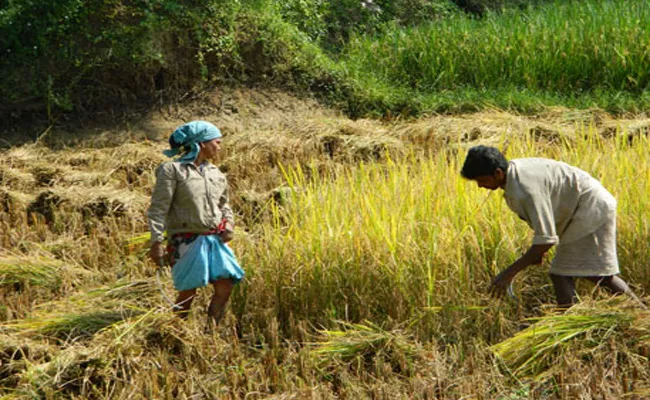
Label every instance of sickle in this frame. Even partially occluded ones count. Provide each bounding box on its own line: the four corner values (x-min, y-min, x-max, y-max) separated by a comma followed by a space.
507, 282, 518, 303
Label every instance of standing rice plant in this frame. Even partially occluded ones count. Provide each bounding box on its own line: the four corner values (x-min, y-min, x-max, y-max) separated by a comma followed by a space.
234, 125, 650, 343
237, 147, 527, 340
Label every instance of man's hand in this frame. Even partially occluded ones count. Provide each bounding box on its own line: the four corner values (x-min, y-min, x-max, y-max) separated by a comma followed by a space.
149, 242, 165, 267
489, 244, 553, 299
219, 222, 235, 243
489, 267, 517, 299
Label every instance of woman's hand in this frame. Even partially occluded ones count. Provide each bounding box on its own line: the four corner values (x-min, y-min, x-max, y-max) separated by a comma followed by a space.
219, 222, 235, 243
150, 242, 165, 267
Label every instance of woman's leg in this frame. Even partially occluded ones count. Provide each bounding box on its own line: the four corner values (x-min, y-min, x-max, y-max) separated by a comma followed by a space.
550, 273, 577, 308
207, 278, 234, 327
175, 288, 197, 319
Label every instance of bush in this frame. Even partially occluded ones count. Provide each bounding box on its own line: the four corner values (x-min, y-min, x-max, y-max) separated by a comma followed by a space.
1, 0, 644, 125
0, 0, 245, 121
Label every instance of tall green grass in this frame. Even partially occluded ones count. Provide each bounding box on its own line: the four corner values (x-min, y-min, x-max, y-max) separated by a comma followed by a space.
5, 0, 650, 124
335, 0, 650, 113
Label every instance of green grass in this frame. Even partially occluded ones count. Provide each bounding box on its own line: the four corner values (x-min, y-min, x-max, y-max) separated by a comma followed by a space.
4, 0, 650, 121
331, 0, 650, 114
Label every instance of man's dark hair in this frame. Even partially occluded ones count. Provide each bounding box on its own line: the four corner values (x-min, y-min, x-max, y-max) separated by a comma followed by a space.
460, 145, 508, 179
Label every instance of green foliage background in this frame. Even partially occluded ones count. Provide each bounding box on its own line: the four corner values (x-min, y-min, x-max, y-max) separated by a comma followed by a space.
1, 0, 649, 122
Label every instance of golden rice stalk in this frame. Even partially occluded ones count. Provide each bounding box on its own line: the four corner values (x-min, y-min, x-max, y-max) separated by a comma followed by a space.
92, 310, 193, 357
0, 167, 36, 191
0, 189, 32, 213
0, 280, 160, 341
0, 333, 55, 390
58, 186, 148, 212
16, 344, 110, 399
311, 320, 416, 366
5, 311, 141, 341
98, 308, 173, 344
124, 232, 152, 254
0, 253, 91, 289
6, 312, 184, 399
0, 394, 25, 399
491, 297, 650, 381
423, 305, 487, 312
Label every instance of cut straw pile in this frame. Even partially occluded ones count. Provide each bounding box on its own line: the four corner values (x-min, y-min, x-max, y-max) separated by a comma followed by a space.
1, 310, 190, 398
310, 320, 418, 374
491, 297, 650, 381
0, 252, 91, 289
0, 279, 160, 342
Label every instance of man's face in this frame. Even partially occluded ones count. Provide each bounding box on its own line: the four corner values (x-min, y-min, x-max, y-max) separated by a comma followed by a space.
473, 168, 505, 190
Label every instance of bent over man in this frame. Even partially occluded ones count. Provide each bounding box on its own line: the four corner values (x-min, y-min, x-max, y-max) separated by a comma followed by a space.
460, 145, 644, 308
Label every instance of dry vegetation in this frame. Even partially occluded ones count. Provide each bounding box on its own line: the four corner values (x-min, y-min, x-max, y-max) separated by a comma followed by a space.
1, 89, 650, 399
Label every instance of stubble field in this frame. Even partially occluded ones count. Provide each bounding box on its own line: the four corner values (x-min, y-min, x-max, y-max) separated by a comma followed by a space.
1, 89, 650, 399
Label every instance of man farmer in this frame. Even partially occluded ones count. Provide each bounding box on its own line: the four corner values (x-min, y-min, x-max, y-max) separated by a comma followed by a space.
460, 145, 644, 308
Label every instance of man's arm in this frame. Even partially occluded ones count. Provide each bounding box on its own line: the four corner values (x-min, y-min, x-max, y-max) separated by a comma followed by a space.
489, 243, 554, 298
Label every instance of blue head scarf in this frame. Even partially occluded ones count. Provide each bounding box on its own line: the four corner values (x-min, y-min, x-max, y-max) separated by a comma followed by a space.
163, 121, 222, 162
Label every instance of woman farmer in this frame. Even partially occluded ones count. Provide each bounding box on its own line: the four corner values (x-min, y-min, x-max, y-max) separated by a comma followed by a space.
460, 145, 644, 308
148, 120, 244, 327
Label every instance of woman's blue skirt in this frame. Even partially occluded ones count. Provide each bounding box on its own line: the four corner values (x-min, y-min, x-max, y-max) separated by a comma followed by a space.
168, 234, 244, 291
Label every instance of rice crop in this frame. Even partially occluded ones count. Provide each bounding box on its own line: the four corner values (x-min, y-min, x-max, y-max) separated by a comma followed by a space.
235, 126, 650, 339
310, 320, 419, 378
1, 280, 159, 341
1, 106, 650, 398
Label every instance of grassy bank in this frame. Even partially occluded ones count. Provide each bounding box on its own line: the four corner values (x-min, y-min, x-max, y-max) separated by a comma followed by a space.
335, 0, 650, 115
2, 0, 650, 129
